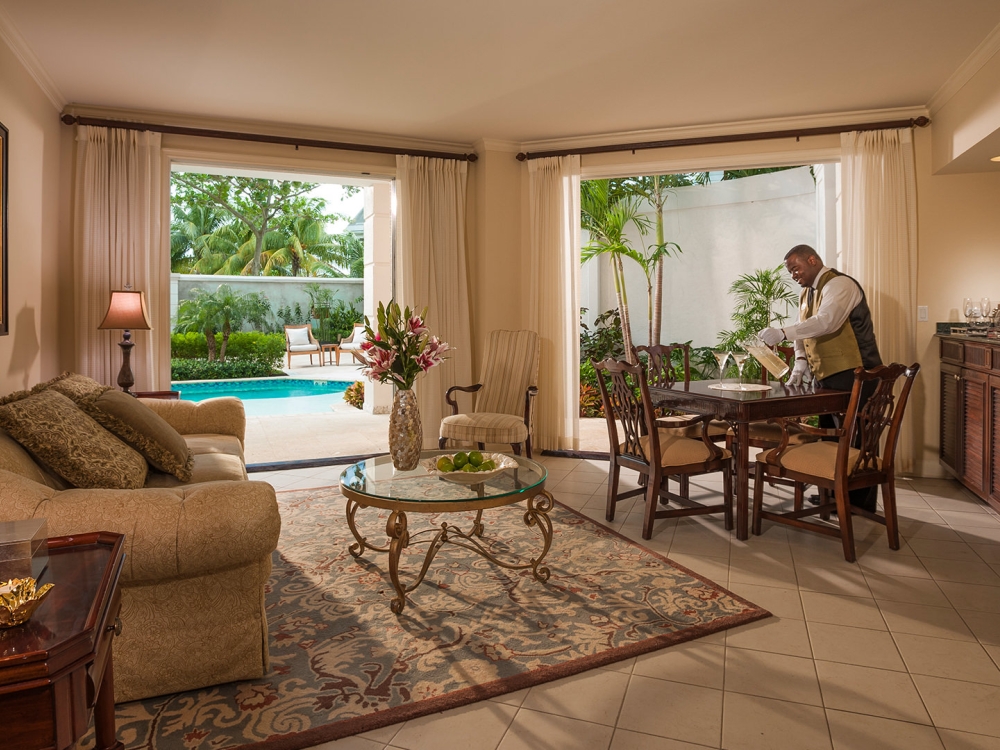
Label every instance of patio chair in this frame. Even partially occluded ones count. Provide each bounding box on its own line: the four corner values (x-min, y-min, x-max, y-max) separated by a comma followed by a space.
438, 329, 540, 458
337, 323, 368, 365
751, 363, 920, 562
284, 324, 321, 368
594, 356, 733, 540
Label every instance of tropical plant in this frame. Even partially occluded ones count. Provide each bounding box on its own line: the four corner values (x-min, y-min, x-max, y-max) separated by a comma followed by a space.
717, 265, 798, 376
359, 301, 450, 391
170, 204, 230, 273
580, 308, 626, 363
344, 381, 364, 409
171, 358, 281, 381
172, 285, 272, 362
328, 232, 364, 278
580, 180, 650, 362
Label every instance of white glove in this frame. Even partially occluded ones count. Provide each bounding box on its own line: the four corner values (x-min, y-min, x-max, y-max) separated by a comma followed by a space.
788, 358, 810, 387
758, 327, 785, 347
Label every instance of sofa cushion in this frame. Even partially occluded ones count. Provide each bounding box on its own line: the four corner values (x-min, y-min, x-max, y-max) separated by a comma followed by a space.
0, 390, 148, 489
81, 389, 194, 482
32, 372, 108, 402
0, 427, 67, 489
144, 452, 247, 487
184, 434, 244, 459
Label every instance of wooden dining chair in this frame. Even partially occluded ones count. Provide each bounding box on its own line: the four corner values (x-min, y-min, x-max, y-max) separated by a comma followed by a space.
593, 357, 733, 540
751, 363, 920, 562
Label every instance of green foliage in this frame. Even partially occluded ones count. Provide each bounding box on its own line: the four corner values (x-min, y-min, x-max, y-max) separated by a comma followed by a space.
344, 381, 364, 409
327, 298, 364, 341
174, 284, 274, 361
579, 382, 604, 418
580, 308, 626, 363
171, 358, 282, 381
171, 332, 285, 367
276, 302, 309, 327
717, 265, 797, 351
688, 346, 719, 381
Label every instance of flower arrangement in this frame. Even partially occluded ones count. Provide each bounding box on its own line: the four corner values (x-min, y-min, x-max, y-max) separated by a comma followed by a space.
359, 300, 450, 390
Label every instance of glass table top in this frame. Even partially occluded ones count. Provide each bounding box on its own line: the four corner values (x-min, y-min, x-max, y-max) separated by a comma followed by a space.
340, 450, 547, 504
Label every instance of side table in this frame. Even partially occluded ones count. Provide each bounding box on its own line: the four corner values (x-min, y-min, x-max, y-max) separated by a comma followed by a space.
321, 343, 340, 366
0, 532, 126, 750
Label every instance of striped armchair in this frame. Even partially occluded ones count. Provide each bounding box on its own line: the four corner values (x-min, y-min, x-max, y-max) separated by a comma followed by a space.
438, 330, 540, 458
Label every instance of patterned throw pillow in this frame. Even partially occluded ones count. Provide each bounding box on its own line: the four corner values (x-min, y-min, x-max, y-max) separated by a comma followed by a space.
32, 372, 108, 402
80, 390, 194, 482
0, 390, 148, 489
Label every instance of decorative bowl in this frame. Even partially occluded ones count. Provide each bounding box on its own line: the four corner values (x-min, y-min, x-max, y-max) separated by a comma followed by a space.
421, 452, 518, 484
0, 577, 55, 628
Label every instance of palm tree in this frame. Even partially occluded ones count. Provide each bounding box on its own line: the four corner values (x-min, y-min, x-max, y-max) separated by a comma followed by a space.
175, 288, 222, 361
264, 217, 336, 276
718, 265, 799, 352
327, 232, 364, 278
170, 205, 229, 273
581, 179, 650, 362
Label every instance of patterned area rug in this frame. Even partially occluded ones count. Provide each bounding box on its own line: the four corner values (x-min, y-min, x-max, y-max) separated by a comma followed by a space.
106, 487, 769, 750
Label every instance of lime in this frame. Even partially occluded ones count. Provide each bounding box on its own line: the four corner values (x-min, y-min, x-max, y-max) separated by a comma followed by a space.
436, 457, 455, 472
453, 452, 468, 469
480, 460, 495, 471
461, 463, 478, 472
468, 450, 483, 467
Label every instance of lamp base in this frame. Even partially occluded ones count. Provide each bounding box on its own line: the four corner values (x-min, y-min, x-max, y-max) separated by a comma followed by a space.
116, 331, 136, 395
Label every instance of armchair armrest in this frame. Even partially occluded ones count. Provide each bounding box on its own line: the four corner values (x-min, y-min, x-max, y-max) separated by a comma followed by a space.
444, 383, 482, 415
140, 396, 246, 447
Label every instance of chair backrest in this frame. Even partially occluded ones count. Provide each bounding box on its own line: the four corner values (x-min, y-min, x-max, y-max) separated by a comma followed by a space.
592, 357, 652, 462
284, 324, 315, 348
839, 363, 921, 476
475, 330, 540, 416
634, 344, 690, 389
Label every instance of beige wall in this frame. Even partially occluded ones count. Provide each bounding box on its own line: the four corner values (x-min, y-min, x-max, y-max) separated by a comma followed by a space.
0, 36, 63, 394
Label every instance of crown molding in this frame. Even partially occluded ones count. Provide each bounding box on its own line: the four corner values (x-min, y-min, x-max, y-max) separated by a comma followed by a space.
516, 106, 929, 154
928, 21, 1000, 114
62, 104, 477, 156
475, 138, 520, 153
0, 5, 65, 111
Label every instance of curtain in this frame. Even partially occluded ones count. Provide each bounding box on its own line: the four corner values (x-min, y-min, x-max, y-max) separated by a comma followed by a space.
74, 126, 166, 391
527, 155, 581, 451
840, 128, 918, 473
395, 155, 473, 448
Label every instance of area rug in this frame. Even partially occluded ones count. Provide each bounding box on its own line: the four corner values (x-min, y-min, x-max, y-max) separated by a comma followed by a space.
104, 486, 769, 750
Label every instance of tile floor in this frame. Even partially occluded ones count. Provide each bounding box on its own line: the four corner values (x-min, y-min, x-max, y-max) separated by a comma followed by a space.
253, 457, 1000, 750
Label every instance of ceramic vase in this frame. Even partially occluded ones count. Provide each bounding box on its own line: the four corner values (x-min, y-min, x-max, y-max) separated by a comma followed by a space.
389, 388, 422, 470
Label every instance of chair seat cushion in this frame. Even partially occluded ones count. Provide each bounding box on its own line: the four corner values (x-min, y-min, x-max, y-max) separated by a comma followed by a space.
340, 342, 363, 351
144, 451, 248, 487
288, 344, 320, 352
184, 434, 245, 459
756, 440, 881, 481
628, 431, 731, 467
440, 413, 528, 444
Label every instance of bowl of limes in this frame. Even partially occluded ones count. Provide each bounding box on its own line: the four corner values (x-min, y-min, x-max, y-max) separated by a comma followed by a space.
422, 451, 518, 484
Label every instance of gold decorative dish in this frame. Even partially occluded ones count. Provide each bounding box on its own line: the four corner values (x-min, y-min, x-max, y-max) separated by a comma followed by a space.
421, 452, 518, 484
0, 576, 54, 628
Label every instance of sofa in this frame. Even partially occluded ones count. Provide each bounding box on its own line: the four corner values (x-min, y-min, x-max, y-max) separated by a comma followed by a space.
0, 390, 281, 703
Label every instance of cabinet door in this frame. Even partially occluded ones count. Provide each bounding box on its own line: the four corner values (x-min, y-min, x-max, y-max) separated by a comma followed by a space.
990, 375, 1000, 506
940, 363, 962, 476
962, 369, 988, 495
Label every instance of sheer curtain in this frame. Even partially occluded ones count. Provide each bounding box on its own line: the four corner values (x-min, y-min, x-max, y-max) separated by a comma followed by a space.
395, 155, 473, 448
527, 155, 581, 451
840, 128, 918, 472
74, 126, 166, 390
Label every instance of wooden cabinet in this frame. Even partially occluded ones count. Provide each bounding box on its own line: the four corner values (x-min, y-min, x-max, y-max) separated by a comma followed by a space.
939, 336, 1000, 511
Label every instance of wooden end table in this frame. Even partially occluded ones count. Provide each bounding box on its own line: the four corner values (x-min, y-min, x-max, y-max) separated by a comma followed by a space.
340, 451, 552, 613
0, 532, 126, 750
321, 343, 340, 366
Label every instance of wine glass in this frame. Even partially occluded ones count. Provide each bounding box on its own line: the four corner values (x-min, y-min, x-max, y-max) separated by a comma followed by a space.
731, 347, 749, 390
712, 349, 731, 385
965, 298, 976, 324
982, 297, 993, 324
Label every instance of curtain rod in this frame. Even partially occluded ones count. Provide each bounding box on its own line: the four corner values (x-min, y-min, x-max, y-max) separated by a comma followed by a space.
60, 114, 479, 162
515, 116, 930, 161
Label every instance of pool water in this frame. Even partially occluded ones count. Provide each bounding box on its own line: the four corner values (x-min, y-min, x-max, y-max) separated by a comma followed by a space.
172, 378, 350, 417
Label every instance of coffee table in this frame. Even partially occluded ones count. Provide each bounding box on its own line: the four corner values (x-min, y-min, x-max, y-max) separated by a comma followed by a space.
340, 451, 552, 613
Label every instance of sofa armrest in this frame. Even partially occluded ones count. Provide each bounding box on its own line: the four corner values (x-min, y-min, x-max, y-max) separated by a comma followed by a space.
139, 397, 246, 447
0, 470, 279, 584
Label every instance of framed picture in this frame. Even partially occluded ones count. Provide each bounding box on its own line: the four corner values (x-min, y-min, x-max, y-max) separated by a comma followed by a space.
0, 119, 6, 336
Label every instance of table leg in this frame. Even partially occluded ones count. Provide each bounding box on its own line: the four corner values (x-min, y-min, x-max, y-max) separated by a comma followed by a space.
387, 510, 410, 614
733, 420, 750, 540
346, 498, 389, 557
94, 647, 124, 750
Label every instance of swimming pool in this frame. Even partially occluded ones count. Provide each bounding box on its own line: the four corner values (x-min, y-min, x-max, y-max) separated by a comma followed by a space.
172, 378, 350, 417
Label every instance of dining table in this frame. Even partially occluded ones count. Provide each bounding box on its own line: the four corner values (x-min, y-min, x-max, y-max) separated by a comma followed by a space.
647, 380, 852, 540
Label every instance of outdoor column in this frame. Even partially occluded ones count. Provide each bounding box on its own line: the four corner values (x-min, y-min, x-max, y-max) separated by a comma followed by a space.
364, 182, 393, 414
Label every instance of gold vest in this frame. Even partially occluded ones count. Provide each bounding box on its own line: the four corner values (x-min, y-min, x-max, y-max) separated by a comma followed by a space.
801, 270, 863, 381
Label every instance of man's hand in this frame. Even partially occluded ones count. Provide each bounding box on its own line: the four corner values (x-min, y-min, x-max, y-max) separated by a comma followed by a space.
758, 328, 785, 347
788, 358, 810, 387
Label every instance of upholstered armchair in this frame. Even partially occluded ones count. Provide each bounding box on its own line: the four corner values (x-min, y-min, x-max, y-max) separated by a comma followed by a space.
337, 323, 368, 365
439, 329, 540, 458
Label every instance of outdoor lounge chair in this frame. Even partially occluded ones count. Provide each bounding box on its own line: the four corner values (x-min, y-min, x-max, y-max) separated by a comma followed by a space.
284, 324, 321, 368
337, 323, 368, 365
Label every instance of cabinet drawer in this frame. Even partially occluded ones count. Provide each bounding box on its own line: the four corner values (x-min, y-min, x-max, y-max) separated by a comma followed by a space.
941, 338, 964, 364
965, 343, 992, 370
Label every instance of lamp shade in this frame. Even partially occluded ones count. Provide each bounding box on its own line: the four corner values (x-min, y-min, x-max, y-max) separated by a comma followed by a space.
98, 290, 151, 331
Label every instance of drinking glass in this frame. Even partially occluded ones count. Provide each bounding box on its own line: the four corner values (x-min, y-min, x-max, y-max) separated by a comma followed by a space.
983, 297, 993, 323
712, 349, 731, 385
732, 348, 749, 390
965, 298, 976, 323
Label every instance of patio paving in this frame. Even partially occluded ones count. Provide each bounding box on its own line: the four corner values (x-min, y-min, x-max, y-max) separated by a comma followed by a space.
243, 360, 611, 465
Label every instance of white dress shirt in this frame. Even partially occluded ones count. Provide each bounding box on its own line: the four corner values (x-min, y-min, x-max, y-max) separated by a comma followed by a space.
783, 266, 862, 360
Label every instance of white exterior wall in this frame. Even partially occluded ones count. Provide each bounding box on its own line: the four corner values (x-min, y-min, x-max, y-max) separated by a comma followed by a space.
583, 167, 825, 348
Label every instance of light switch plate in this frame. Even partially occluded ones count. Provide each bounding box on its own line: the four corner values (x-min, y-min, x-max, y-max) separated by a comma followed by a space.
917, 306, 928, 322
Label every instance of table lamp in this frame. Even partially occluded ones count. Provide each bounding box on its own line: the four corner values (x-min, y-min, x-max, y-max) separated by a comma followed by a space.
98, 289, 151, 394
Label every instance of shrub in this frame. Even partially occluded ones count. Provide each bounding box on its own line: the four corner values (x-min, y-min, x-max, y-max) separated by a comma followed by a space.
344, 380, 364, 409
581, 307, 625, 363
171, 332, 285, 368
579, 382, 604, 418
170, 358, 282, 381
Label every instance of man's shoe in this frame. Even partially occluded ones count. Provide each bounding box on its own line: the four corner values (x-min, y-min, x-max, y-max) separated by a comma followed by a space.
850, 486, 879, 514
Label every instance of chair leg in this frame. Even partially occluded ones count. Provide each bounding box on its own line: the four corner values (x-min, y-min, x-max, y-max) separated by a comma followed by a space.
524, 436, 532, 459
336, 350, 340, 366
680, 475, 690, 500
438, 437, 447, 450
819, 488, 831, 521
752, 462, 765, 535
287, 353, 291, 368
478, 442, 486, 451
511, 443, 522, 456
642, 467, 661, 540
793, 483, 804, 512
606, 462, 622, 522
723, 463, 733, 531
882, 479, 900, 550
833, 484, 856, 563
659, 476, 669, 505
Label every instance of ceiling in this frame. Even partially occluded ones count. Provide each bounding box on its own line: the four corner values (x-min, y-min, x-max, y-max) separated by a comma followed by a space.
3, 0, 1000, 145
